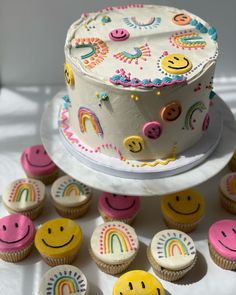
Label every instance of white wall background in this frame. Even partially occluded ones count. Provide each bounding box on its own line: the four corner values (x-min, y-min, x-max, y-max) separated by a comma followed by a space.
1, 0, 236, 86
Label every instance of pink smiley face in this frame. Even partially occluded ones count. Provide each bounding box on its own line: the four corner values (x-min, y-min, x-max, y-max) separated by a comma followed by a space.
109, 28, 130, 41
142, 121, 162, 140
209, 219, 236, 261
202, 113, 210, 131
98, 192, 140, 219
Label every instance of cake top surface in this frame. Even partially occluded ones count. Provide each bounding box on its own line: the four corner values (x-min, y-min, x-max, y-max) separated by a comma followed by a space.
65, 4, 218, 89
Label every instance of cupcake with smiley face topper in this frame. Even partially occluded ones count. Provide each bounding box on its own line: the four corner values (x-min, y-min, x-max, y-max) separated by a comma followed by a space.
21, 144, 59, 185
160, 189, 205, 232
0, 214, 36, 262
98, 192, 141, 224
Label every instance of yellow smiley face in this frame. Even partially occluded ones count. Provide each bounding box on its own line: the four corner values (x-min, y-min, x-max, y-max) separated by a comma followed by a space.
113, 270, 165, 295
123, 136, 144, 153
64, 63, 75, 87
161, 54, 192, 74
161, 189, 205, 224
35, 218, 82, 257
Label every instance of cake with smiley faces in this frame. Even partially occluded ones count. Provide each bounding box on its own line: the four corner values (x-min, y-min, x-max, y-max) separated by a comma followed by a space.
160, 188, 205, 232
62, 4, 218, 168
35, 218, 83, 266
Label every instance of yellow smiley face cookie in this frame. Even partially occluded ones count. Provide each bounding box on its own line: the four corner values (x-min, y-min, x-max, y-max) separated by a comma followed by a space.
123, 136, 144, 153
161, 53, 192, 75
35, 218, 82, 257
64, 63, 75, 87
113, 270, 165, 295
161, 189, 205, 224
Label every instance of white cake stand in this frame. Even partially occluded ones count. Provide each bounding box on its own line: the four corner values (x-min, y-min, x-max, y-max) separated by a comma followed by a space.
40, 90, 236, 196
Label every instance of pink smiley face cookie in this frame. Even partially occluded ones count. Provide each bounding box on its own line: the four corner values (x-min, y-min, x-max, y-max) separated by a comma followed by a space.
209, 219, 236, 262
143, 121, 162, 140
109, 28, 130, 41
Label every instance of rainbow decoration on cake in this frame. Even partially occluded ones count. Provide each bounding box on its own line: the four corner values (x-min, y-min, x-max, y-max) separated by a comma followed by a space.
226, 175, 236, 195
78, 107, 103, 136
113, 44, 151, 65
170, 31, 207, 50
9, 181, 37, 202
183, 101, 206, 130
123, 16, 161, 29
100, 225, 136, 254
72, 37, 109, 69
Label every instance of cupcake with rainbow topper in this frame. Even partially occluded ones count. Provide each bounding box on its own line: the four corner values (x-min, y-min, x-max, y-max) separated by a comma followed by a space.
219, 173, 236, 214
51, 175, 92, 219
39, 264, 89, 295
89, 221, 139, 275
0, 214, 36, 262
21, 144, 59, 185
147, 229, 197, 281
2, 178, 45, 220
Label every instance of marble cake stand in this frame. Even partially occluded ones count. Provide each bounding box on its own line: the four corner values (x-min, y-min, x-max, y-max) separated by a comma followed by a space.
40, 90, 236, 196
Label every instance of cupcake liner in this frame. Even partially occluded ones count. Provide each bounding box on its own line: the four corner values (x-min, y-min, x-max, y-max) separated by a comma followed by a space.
98, 208, 135, 225
147, 245, 197, 282
89, 246, 136, 275
25, 169, 59, 185
4, 201, 44, 220
0, 241, 34, 262
40, 247, 79, 266
208, 242, 236, 270
220, 193, 236, 214
54, 200, 91, 219
163, 215, 199, 233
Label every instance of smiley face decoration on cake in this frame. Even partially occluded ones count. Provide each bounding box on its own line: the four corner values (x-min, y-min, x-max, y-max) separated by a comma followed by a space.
113, 270, 165, 295
208, 219, 236, 269
98, 192, 141, 224
0, 214, 35, 262
35, 218, 82, 266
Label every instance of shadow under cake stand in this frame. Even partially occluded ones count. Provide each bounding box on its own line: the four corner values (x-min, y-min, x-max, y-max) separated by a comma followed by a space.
40, 90, 236, 196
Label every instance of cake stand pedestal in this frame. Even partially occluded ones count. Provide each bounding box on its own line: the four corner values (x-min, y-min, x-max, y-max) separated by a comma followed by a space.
40, 90, 236, 196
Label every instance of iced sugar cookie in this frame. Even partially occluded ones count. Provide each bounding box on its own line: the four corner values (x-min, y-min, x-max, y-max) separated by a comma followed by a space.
21, 144, 59, 184
51, 175, 92, 219
98, 192, 140, 224
35, 218, 82, 266
161, 189, 205, 232
89, 221, 139, 275
113, 270, 165, 295
208, 219, 236, 270
39, 264, 89, 295
147, 229, 197, 281
0, 214, 35, 262
2, 178, 45, 220
219, 173, 236, 214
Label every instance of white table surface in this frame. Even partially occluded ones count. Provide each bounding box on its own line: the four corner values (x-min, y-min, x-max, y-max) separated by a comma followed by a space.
0, 82, 236, 295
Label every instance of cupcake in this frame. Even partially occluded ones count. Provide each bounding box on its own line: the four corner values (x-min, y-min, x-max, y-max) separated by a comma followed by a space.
89, 221, 139, 275
35, 218, 82, 266
51, 175, 92, 219
21, 144, 59, 184
147, 229, 197, 281
2, 178, 45, 220
98, 192, 140, 224
208, 219, 236, 270
229, 150, 236, 171
219, 173, 236, 214
160, 189, 205, 232
39, 264, 89, 295
0, 214, 35, 262
113, 270, 165, 295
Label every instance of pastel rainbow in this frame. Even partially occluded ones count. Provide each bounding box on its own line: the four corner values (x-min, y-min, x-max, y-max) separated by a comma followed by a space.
12, 183, 36, 202
123, 16, 161, 29
103, 228, 133, 254
63, 183, 81, 196
226, 175, 236, 195
78, 107, 103, 135
53, 276, 79, 294
113, 44, 151, 65
164, 238, 189, 257
184, 101, 206, 130
170, 32, 207, 49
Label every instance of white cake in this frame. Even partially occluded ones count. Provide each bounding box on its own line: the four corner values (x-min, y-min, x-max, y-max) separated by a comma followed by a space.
64, 4, 218, 162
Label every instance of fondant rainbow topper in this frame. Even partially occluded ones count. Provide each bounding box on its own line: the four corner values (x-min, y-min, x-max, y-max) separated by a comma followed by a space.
56, 181, 84, 197
78, 107, 103, 136
164, 237, 189, 257
9, 182, 37, 202
226, 175, 236, 195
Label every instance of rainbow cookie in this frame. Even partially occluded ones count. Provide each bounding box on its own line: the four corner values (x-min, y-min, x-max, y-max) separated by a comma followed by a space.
208, 219, 236, 270
98, 192, 140, 224
21, 144, 59, 184
160, 189, 205, 232
39, 264, 89, 295
229, 150, 236, 171
2, 178, 45, 220
219, 173, 236, 214
35, 218, 82, 266
89, 221, 139, 275
0, 214, 35, 262
51, 175, 92, 219
147, 229, 197, 281
113, 270, 165, 295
